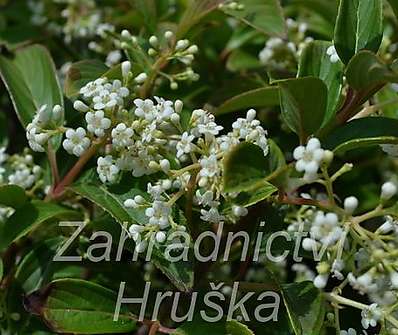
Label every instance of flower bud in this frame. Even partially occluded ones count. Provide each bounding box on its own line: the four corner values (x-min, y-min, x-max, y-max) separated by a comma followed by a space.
164, 31, 174, 40
73, 100, 89, 112
121, 30, 131, 39
149, 35, 158, 47
381, 182, 397, 200
174, 100, 183, 114
344, 196, 359, 215
155, 231, 167, 243
313, 274, 328, 289
121, 61, 131, 78
135, 72, 148, 84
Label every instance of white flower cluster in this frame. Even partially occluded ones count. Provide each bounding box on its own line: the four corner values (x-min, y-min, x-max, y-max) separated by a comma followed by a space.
119, 29, 200, 90
62, 75, 131, 157
259, 18, 313, 71
27, 104, 63, 152
0, 147, 42, 191
104, 99, 269, 252
288, 181, 398, 332
293, 138, 333, 182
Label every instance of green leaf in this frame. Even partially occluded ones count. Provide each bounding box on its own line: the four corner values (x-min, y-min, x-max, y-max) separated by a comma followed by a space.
134, 0, 157, 32
215, 87, 279, 115
70, 184, 147, 227
64, 60, 109, 98
0, 111, 8, 147
0, 44, 64, 128
323, 117, 398, 153
298, 41, 344, 125
345, 51, 398, 91
334, 0, 383, 64
15, 237, 67, 294
24, 279, 136, 334
223, 142, 270, 193
221, 0, 286, 37
177, 0, 225, 38
234, 181, 278, 207
70, 183, 194, 292
0, 184, 27, 208
387, 0, 398, 19
173, 319, 254, 335
0, 258, 3, 281
0, 200, 79, 251
278, 77, 328, 140
281, 281, 325, 335
226, 49, 261, 72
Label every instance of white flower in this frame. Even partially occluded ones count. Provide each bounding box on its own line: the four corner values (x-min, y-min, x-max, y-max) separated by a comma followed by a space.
197, 121, 223, 137
97, 156, 120, 183
134, 99, 155, 121
176, 132, 195, 158
63, 127, 91, 157
85, 110, 111, 137
361, 304, 382, 329
348, 272, 378, 295
8, 165, 41, 189
195, 190, 217, 207
80, 78, 106, 98
131, 150, 154, 177
92, 90, 118, 110
200, 207, 225, 223
26, 124, 48, 152
145, 201, 171, 228
310, 211, 342, 246
326, 45, 340, 63
199, 154, 219, 178
111, 123, 134, 148
381, 182, 397, 200
294, 138, 326, 181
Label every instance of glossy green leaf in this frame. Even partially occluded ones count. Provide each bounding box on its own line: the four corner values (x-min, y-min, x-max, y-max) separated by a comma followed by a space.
134, 0, 157, 32
70, 183, 194, 292
278, 77, 327, 140
216, 87, 279, 115
281, 281, 325, 335
298, 41, 344, 125
24, 279, 136, 334
223, 142, 270, 193
64, 60, 109, 98
221, 0, 286, 37
0, 200, 79, 251
387, 0, 398, 19
323, 117, 398, 153
173, 319, 254, 335
0, 44, 64, 128
15, 237, 66, 294
0, 184, 27, 208
334, 0, 383, 64
345, 51, 398, 91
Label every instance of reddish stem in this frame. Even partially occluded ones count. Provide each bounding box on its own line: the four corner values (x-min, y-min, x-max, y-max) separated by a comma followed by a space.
52, 143, 99, 198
